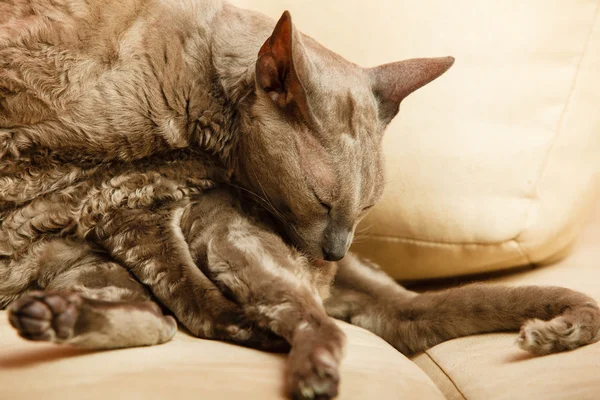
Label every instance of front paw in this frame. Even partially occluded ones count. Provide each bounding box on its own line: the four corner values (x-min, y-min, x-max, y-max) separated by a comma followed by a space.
289, 345, 340, 400
287, 324, 346, 400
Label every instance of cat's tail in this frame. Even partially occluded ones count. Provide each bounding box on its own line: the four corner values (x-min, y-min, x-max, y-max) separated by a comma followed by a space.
397, 284, 600, 355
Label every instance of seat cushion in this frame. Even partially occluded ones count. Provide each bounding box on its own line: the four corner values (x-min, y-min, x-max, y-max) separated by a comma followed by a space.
232, 0, 600, 280
0, 318, 443, 400
411, 200, 600, 400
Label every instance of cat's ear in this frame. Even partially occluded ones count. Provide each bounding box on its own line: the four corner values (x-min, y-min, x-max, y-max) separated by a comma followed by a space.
256, 11, 311, 121
369, 57, 455, 124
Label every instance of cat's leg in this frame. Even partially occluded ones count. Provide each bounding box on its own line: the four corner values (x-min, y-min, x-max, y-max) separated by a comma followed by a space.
7, 239, 176, 349
93, 203, 285, 351
183, 197, 345, 400
325, 253, 600, 355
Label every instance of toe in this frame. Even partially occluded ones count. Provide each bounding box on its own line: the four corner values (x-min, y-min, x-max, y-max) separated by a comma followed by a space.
53, 306, 78, 339
19, 299, 53, 320
289, 346, 340, 400
7, 292, 81, 343
44, 294, 70, 314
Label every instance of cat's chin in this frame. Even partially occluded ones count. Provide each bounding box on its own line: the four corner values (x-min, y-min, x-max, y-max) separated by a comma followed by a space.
313, 260, 331, 268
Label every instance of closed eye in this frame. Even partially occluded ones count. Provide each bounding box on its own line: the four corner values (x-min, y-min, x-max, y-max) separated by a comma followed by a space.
362, 204, 375, 212
312, 191, 331, 214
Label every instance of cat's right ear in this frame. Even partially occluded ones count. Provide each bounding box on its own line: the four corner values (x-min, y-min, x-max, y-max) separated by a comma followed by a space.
369, 57, 455, 125
255, 11, 312, 122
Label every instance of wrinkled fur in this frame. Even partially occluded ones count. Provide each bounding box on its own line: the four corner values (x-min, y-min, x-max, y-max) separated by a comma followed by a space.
1, 1, 599, 399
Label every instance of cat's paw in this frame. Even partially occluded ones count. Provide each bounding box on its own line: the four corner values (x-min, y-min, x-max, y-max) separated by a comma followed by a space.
517, 305, 600, 355
289, 345, 340, 400
224, 323, 290, 352
288, 323, 346, 400
8, 291, 81, 342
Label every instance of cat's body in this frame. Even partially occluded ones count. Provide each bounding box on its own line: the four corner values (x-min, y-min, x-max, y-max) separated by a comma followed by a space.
2, 1, 599, 399
1, 0, 239, 163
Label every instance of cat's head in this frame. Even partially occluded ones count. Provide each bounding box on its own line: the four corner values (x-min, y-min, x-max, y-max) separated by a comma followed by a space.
236, 11, 453, 262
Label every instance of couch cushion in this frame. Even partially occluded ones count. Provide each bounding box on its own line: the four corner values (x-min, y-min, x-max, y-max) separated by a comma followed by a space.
411, 200, 600, 399
0, 318, 443, 400
232, 0, 600, 280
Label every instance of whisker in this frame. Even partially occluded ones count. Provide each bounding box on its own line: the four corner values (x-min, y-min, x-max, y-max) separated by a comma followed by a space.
223, 181, 288, 226
356, 223, 374, 234
225, 173, 310, 253
249, 168, 288, 223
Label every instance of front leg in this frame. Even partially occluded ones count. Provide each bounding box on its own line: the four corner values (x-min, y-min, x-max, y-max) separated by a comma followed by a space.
182, 195, 345, 400
325, 253, 600, 355
93, 204, 280, 349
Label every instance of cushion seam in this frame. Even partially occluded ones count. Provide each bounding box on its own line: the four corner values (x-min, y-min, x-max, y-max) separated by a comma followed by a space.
423, 350, 467, 400
513, 1, 600, 263
360, 233, 531, 247
513, 238, 532, 266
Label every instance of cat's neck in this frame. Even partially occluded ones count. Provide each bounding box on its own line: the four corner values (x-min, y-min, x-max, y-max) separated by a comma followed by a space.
187, 4, 273, 171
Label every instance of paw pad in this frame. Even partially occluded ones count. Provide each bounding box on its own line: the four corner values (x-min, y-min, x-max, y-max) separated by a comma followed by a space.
8, 291, 81, 342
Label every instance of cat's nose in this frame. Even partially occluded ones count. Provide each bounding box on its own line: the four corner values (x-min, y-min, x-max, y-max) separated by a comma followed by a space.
322, 247, 345, 262
322, 230, 351, 261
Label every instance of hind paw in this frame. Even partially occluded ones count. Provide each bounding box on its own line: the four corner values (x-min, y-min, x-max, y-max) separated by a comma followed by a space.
8, 291, 82, 343
517, 308, 600, 355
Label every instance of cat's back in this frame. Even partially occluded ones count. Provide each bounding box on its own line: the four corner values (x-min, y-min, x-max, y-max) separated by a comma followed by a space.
0, 0, 224, 42
0, 0, 225, 162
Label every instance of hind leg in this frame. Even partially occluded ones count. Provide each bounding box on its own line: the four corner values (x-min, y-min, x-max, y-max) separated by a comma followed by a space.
7, 239, 176, 349
325, 253, 600, 355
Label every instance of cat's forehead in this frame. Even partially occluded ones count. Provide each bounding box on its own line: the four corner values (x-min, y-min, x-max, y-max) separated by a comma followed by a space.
310, 86, 382, 177
311, 87, 380, 141
321, 107, 384, 204
301, 38, 380, 137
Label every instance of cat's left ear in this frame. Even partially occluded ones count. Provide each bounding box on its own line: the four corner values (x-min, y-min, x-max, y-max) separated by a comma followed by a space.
256, 11, 312, 122
369, 57, 455, 124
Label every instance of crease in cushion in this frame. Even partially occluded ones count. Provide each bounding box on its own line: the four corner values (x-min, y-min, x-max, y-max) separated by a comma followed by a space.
411, 352, 467, 400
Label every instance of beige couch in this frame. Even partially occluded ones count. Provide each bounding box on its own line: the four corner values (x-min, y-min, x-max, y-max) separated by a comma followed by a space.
1, 1, 599, 399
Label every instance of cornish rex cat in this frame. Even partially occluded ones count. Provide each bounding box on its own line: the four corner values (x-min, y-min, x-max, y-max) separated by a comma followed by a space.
1, 1, 599, 399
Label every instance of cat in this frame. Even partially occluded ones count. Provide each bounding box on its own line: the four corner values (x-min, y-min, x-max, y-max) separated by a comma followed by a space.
1, 1, 599, 399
